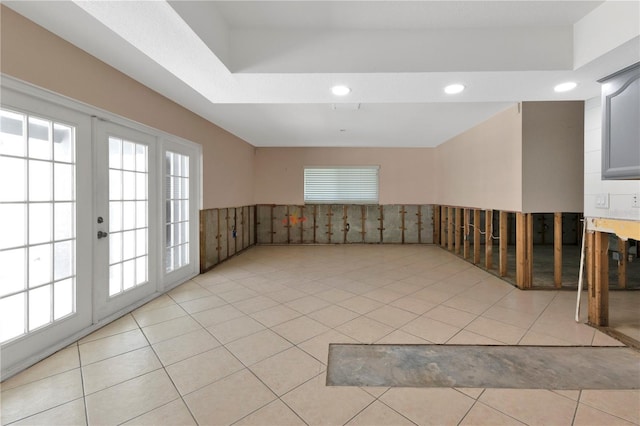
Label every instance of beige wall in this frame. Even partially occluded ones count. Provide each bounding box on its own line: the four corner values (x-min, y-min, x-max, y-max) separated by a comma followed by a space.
434, 105, 523, 211
0, 6, 254, 209
522, 101, 584, 213
254, 148, 437, 205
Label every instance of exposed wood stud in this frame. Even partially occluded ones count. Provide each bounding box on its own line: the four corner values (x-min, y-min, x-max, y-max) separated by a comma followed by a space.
473, 209, 481, 264
286, 205, 291, 244
586, 231, 594, 298
327, 205, 333, 243
454, 208, 462, 255
499, 211, 508, 277
216, 207, 221, 254
485, 210, 493, 270
299, 205, 305, 244
379, 205, 384, 243
441, 206, 447, 248
313, 205, 318, 243
526, 213, 533, 287
447, 207, 454, 251
199, 210, 206, 273
417, 206, 423, 244
554, 212, 563, 288
361, 205, 367, 242
463, 209, 470, 259
516, 212, 527, 289
343, 205, 348, 243
269, 205, 274, 244
433, 205, 441, 245
226, 208, 230, 259
589, 231, 609, 326
400, 206, 405, 244
618, 238, 627, 289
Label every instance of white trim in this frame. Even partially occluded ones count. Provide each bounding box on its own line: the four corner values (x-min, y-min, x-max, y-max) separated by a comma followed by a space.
0, 74, 202, 379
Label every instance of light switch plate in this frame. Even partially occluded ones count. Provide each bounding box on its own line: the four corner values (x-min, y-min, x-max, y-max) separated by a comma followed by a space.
595, 193, 609, 209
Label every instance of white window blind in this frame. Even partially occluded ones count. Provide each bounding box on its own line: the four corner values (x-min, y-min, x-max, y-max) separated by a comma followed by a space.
304, 166, 379, 203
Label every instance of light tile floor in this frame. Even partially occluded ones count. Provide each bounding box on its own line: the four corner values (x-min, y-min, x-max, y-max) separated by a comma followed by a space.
2, 245, 639, 426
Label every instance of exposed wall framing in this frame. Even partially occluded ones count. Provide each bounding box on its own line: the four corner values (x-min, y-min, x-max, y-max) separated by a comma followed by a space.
200, 205, 257, 273
256, 204, 433, 245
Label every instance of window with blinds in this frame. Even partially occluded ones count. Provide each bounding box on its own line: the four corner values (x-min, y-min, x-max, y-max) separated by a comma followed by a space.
304, 166, 379, 204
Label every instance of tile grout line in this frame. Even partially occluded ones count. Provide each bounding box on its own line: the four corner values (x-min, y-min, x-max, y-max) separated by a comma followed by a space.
125, 313, 200, 426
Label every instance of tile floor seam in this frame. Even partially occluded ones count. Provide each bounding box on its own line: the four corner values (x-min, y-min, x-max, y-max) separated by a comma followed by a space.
456, 396, 482, 426
465, 399, 527, 426
577, 392, 640, 424
130, 313, 201, 426
372, 390, 421, 426
77, 342, 90, 426
1, 396, 88, 426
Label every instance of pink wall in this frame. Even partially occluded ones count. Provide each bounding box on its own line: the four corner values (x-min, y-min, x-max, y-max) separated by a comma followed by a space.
522, 101, 584, 213
254, 148, 437, 205
434, 105, 523, 211
1, 7, 254, 209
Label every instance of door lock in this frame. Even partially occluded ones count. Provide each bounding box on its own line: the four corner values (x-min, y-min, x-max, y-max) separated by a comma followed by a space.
97, 230, 109, 239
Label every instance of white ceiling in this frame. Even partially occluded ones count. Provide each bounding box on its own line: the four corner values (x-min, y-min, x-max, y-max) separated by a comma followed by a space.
4, 1, 640, 148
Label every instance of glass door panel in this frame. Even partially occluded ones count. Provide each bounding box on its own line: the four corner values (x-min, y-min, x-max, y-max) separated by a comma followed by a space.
93, 121, 157, 321
0, 88, 92, 379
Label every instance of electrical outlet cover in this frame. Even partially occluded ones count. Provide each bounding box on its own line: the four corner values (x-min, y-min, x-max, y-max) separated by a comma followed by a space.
595, 193, 609, 209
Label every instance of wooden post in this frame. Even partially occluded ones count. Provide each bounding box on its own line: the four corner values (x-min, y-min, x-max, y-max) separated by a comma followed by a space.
454, 208, 462, 255
554, 212, 563, 288
585, 231, 594, 297
448, 207, 454, 251
433, 205, 440, 245
463, 209, 470, 259
516, 212, 532, 289
526, 213, 534, 286
440, 206, 447, 248
618, 238, 627, 289
589, 231, 609, 326
485, 210, 493, 270
473, 209, 481, 264
400, 205, 406, 244
499, 211, 508, 277
199, 210, 207, 273
417, 206, 423, 244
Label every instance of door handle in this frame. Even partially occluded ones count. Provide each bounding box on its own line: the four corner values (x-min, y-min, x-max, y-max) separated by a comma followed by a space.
97, 230, 109, 239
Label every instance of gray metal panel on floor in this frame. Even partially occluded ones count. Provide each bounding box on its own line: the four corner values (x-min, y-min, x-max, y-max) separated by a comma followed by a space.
327, 344, 640, 389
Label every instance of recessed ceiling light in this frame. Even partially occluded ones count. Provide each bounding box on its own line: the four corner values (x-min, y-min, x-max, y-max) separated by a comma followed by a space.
331, 85, 351, 96
554, 82, 577, 93
444, 84, 465, 94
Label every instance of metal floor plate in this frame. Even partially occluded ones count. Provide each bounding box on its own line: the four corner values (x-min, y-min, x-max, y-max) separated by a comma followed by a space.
327, 344, 640, 389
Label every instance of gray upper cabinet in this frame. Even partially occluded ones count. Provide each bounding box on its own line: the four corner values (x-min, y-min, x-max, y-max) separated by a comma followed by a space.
599, 62, 640, 180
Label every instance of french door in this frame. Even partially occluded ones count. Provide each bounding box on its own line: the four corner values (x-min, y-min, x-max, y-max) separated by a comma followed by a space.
93, 121, 158, 321
1, 81, 200, 379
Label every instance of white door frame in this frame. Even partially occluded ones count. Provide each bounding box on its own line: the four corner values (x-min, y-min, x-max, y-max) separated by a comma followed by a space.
1, 76, 202, 379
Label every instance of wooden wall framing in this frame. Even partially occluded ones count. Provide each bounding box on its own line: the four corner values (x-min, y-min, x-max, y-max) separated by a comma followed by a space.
200, 205, 256, 273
